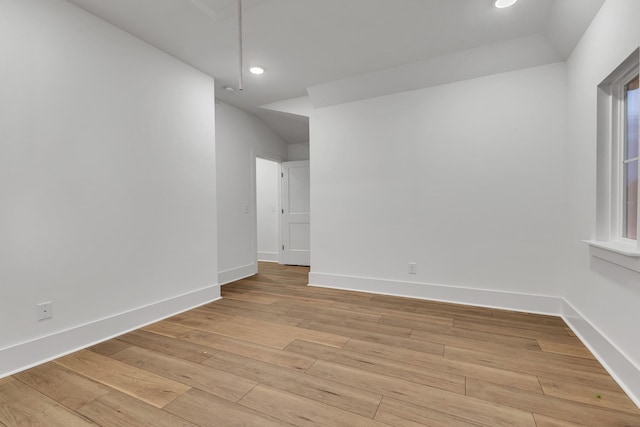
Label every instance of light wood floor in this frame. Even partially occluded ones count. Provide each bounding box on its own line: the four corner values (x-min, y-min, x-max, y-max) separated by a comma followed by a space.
1, 263, 639, 426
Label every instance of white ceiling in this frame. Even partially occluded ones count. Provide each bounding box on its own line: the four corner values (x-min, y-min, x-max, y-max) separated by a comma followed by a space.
67, 0, 604, 143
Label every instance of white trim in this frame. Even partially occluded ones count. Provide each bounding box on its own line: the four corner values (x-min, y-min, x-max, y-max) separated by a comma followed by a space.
596, 50, 640, 246
0, 284, 220, 379
308, 271, 640, 409
585, 241, 640, 273
257, 252, 279, 262
615, 69, 640, 241
561, 301, 640, 410
218, 262, 257, 285
308, 272, 561, 315
585, 239, 640, 256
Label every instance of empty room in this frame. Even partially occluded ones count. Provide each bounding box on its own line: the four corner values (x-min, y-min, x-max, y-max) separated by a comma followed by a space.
1, 0, 640, 425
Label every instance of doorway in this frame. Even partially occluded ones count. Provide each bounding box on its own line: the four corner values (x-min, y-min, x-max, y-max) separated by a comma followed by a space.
256, 157, 281, 263
280, 160, 310, 266
255, 157, 311, 267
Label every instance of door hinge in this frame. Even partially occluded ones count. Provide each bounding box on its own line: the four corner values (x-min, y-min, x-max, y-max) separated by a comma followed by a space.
282, 209, 284, 214
281, 172, 284, 178
282, 245, 285, 250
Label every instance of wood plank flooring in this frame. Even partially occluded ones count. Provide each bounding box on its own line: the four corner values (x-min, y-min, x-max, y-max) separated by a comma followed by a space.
1, 262, 639, 426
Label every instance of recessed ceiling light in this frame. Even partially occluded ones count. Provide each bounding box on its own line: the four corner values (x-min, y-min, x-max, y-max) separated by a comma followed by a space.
249, 66, 265, 75
223, 86, 235, 92
494, 0, 518, 8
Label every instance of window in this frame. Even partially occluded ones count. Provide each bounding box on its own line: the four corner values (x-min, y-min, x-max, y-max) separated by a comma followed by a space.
588, 50, 640, 267
623, 74, 638, 240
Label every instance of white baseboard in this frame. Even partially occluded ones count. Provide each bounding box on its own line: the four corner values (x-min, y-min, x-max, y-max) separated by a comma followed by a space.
308, 272, 561, 315
0, 284, 220, 379
257, 252, 279, 262
219, 263, 257, 285
561, 301, 640, 409
308, 271, 640, 409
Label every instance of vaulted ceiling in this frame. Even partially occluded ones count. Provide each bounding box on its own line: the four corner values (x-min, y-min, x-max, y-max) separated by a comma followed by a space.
67, 0, 604, 143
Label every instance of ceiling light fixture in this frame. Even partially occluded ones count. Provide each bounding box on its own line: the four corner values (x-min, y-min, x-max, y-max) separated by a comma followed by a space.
249, 66, 265, 75
494, 0, 518, 8
223, 86, 235, 92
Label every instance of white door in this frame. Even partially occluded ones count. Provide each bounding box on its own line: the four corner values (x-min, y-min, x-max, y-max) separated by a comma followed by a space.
281, 161, 310, 266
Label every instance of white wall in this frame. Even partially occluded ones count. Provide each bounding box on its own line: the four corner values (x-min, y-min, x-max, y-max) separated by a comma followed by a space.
288, 142, 310, 161
308, 4, 640, 402
563, 0, 640, 399
216, 102, 288, 283
256, 158, 280, 262
0, 0, 217, 375
310, 62, 567, 303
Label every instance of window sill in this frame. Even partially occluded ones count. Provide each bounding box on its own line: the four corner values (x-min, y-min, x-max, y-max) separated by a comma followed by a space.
584, 240, 640, 273
585, 240, 640, 256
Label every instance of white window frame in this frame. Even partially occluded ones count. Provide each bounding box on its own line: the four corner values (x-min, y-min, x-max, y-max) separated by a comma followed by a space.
612, 67, 639, 243
587, 49, 640, 271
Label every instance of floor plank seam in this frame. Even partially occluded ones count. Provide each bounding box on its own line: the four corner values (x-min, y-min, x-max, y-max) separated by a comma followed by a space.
237, 382, 261, 403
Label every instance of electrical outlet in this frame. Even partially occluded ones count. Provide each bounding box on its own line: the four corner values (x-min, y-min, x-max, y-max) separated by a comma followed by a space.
408, 262, 417, 274
37, 302, 53, 321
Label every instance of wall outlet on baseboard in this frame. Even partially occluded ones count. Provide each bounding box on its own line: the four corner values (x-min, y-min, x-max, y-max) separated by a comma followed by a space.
37, 302, 53, 321
408, 262, 417, 274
